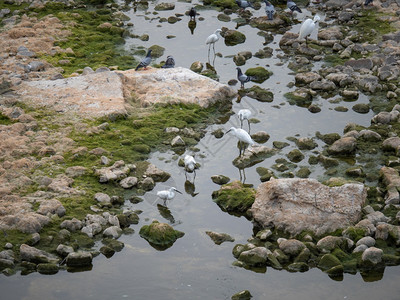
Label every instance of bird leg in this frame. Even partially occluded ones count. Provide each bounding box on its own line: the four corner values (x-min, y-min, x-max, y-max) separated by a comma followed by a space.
240, 119, 243, 129
247, 120, 251, 133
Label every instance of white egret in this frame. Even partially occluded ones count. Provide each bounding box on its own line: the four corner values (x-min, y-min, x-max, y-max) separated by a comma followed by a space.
298, 15, 320, 45
157, 187, 182, 205
135, 49, 152, 71
287, 1, 302, 13
238, 109, 252, 131
161, 55, 175, 68
236, 67, 254, 89
264, 1, 275, 20
225, 126, 255, 156
206, 29, 222, 56
183, 154, 197, 180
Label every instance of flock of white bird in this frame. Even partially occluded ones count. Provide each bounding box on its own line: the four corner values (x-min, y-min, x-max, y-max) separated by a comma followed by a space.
157, 0, 325, 204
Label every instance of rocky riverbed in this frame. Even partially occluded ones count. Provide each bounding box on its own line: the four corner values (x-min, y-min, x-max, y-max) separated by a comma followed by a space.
1, 0, 400, 296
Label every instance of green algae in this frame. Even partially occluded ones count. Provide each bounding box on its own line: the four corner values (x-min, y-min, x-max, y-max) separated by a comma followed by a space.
30, 2, 135, 75
139, 220, 184, 250
212, 180, 256, 215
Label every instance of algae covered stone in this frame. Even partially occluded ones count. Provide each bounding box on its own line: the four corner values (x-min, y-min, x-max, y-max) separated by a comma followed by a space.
139, 220, 184, 249
212, 180, 256, 214
245, 67, 271, 84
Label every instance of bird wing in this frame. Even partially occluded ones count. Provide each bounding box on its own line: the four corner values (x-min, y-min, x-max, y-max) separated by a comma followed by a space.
157, 191, 168, 198
299, 18, 313, 39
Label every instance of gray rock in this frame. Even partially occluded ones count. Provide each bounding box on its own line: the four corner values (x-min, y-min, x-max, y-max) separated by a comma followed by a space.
56, 244, 74, 257
100, 155, 110, 165
361, 247, 383, 265
19, 244, 59, 264
65, 166, 88, 177
239, 247, 269, 266
171, 135, 185, 147
94, 192, 111, 206
251, 178, 367, 236
144, 164, 171, 182
205, 231, 235, 245
82, 66, 94, 75
278, 239, 305, 256
382, 137, 400, 152
138, 177, 155, 191
366, 211, 390, 225
310, 79, 336, 91
66, 251, 93, 267
120, 176, 138, 189
27, 61, 45, 72
353, 244, 368, 253
60, 218, 82, 232
345, 58, 373, 70
81, 223, 102, 238
37, 199, 66, 217
295, 72, 321, 85
356, 236, 376, 247
211, 175, 230, 185
94, 160, 132, 183
317, 236, 347, 253
327, 137, 357, 155
103, 226, 122, 239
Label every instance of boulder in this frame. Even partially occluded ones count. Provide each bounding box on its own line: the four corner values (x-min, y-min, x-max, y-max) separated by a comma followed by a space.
250, 178, 367, 236
37, 199, 66, 217
139, 220, 184, 249
327, 137, 357, 156
103, 226, 123, 239
119, 67, 235, 107
66, 251, 93, 267
238, 246, 269, 267
19, 244, 59, 264
278, 239, 306, 256
94, 160, 132, 183
119, 176, 138, 189
205, 231, 235, 245
14, 71, 126, 118
361, 247, 383, 266
60, 218, 82, 232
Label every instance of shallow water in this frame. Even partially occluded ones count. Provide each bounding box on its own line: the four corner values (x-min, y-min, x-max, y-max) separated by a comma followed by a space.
1, 1, 400, 299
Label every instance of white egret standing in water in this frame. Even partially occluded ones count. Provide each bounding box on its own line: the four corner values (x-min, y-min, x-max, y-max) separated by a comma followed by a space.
184, 154, 197, 180
298, 15, 320, 45
238, 109, 252, 132
206, 29, 222, 57
157, 187, 182, 205
225, 126, 255, 156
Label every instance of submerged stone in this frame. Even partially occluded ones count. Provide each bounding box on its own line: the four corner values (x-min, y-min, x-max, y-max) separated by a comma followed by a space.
139, 220, 184, 249
206, 231, 235, 245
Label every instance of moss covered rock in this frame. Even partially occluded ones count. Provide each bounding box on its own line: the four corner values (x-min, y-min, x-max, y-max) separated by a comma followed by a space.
318, 253, 342, 271
139, 220, 184, 249
245, 67, 272, 84
212, 181, 256, 214
246, 86, 274, 102
223, 29, 246, 46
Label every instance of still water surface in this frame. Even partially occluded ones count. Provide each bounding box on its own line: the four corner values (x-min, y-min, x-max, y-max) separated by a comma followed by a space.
1, 1, 400, 299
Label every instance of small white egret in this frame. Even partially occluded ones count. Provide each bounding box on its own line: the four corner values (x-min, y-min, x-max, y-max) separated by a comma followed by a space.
184, 154, 197, 180
287, 0, 302, 13
238, 109, 252, 131
135, 49, 152, 71
298, 15, 320, 45
225, 126, 255, 156
206, 29, 222, 56
157, 187, 182, 205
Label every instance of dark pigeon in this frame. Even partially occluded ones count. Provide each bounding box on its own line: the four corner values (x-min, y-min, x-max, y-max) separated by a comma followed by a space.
135, 49, 152, 71
236, 67, 254, 89
287, 1, 302, 13
161, 56, 175, 68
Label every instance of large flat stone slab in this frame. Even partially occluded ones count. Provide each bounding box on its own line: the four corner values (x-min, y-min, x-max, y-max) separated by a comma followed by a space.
118, 67, 236, 107
250, 178, 367, 236
15, 71, 126, 118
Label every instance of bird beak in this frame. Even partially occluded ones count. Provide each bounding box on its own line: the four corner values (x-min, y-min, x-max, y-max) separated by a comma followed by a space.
176, 190, 183, 194
225, 129, 232, 134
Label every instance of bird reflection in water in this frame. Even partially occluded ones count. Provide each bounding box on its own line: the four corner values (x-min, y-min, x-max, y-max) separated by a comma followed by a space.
188, 7, 197, 34
157, 204, 176, 224
184, 180, 199, 197
239, 168, 246, 184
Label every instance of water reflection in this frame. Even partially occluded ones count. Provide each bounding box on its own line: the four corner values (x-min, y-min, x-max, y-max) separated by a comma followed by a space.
188, 20, 196, 34
157, 203, 176, 224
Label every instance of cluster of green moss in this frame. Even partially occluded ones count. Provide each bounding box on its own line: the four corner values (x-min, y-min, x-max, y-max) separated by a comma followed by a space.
32, 2, 135, 75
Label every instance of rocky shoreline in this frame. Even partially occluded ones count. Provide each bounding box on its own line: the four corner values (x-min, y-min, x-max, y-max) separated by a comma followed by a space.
0, 0, 400, 288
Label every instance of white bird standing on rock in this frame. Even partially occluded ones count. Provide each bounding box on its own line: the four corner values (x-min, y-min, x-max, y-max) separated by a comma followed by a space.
298, 14, 320, 45
184, 154, 197, 180
225, 126, 255, 156
238, 109, 252, 131
206, 29, 222, 56
157, 187, 182, 205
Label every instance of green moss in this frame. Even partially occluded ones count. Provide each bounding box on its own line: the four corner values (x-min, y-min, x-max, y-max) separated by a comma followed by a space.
0, 112, 14, 125
245, 86, 274, 102
32, 2, 134, 75
318, 253, 342, 271
284, 92, 312, 108
202, 0, 237, 9
139, 220, 184, 250
245, 67, 272, 84
212, 181, 256, 214
353, 11, 395, 43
